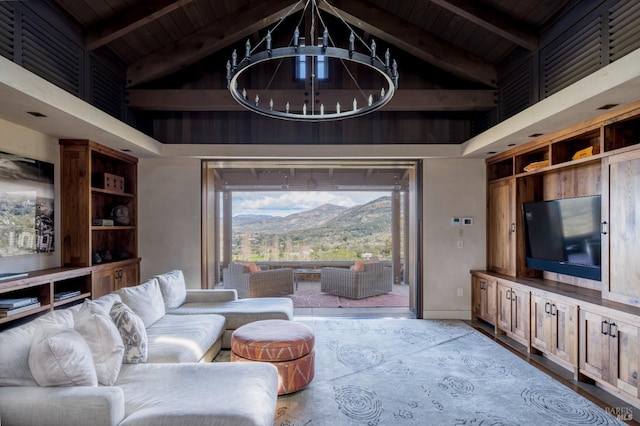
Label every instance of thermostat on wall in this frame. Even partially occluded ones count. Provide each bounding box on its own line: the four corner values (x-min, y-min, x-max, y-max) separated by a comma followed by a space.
462, 217, 474, 226
451, 217, 461, 226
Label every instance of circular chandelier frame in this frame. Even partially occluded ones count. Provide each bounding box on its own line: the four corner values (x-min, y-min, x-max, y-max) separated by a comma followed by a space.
226, 0, 399, 122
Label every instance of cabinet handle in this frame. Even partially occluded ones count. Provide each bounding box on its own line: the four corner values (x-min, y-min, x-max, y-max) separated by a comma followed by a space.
601, 221, 608, 235
510, 222, 516, 233
601, 320, 609, 335
506, 290, 511, 300
550, 304, 556, 316
510, 290, 516, 303
544, 302, 551, 314
480, 281, 485, 290
609, 322, 617, 338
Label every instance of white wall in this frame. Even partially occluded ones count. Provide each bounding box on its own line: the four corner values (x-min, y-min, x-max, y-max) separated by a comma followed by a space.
422, 159, 486, 319
136, 155, 487, 318
0, 118, 61, 273
138, 157, 202, 288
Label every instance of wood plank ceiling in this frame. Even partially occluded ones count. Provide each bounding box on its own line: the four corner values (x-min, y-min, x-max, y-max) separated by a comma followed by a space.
53, 0, 572, 115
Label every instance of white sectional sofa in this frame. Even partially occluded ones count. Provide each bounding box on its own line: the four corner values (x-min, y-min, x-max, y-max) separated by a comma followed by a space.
0, 270, 294, 426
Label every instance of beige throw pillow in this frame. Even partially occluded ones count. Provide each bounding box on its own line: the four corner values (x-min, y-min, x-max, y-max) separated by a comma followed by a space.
74, 299, 124, 386
29, 325, 98, 387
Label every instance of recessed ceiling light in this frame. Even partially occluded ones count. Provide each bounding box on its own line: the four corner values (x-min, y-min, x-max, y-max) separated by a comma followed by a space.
597, 103, 619, 110
508, 143, 516, 147
487, 151, 497, 155
529, 133, 543, 137
27, 111, 47, 117
121, 149, 132, 152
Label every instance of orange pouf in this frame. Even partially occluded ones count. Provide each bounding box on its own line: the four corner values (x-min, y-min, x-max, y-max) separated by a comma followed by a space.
231, 319, 315, 395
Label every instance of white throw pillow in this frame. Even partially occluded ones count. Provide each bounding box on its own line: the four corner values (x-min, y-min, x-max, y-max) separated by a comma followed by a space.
110, 301, 148, 363
29, 325, 98, 387
74, 299, 124, 386
116, 278, 165, 327
155, 270, 187, 310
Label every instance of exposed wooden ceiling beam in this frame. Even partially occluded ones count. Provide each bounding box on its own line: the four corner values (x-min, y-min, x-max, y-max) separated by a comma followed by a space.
86, 0, 195, 51
429, 0, 538, 51
126, 0, 302, 87
318, 0, 497, 87
126, 89, 497, 111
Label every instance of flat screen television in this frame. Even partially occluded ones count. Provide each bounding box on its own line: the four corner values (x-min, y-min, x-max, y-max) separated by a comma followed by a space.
522, 195, 601, 281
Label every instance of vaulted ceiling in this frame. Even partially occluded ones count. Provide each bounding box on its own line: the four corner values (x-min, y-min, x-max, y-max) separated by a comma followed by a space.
52, 0, 573, 115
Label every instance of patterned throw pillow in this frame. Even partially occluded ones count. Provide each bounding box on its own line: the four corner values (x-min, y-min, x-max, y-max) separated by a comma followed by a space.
110, 301, 148, 363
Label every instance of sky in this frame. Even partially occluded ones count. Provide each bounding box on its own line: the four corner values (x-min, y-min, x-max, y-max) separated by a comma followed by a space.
231, 191, 388, 217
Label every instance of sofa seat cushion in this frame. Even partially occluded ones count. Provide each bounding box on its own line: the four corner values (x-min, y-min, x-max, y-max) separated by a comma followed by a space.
115, 362, 278, 426
168, 297, 293, 330
145, 314, 226, 363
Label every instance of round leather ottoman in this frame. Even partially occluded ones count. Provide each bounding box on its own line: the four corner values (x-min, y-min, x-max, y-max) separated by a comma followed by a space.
230, 319, 315, 395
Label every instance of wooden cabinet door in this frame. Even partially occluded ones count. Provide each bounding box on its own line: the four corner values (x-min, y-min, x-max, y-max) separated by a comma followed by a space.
92, 268, 115, 299
510, 287, 529, 341
530, 294, 551, 352
118, 263, 139, 289
609, 320, 640, 398
550, 300, 577, 365
579, 310, 610, 382
603, 152, 640, 305
482, 279, 496, 325
496, 283, 512, 332
472, 276, 482, 320
488, 180, 515, 276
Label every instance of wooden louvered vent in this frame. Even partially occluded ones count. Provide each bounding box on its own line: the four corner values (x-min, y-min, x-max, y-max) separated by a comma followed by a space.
542, 16, 601, 98
0, 3, 13, 61
609, 0, 640, 62
91, 57, 125, 120
21, 14, 82, 96
499, 60, 532, 121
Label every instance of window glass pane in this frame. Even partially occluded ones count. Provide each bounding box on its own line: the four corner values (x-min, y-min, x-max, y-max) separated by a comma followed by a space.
295, 55, 306, 80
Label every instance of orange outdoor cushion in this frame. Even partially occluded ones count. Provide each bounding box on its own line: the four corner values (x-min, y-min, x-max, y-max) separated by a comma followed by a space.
235, 261, 261, 273
352, 259, 379, 271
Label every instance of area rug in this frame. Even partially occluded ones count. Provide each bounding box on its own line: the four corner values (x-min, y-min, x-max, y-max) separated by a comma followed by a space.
287, 282, 409, 308
216, 319, 627, 425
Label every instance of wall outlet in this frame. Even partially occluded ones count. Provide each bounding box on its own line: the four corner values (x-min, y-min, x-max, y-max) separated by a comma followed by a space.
456, 288, 464, 297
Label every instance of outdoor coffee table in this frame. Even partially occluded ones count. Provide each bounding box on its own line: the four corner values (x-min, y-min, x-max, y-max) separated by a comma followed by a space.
293, 269, 321, 290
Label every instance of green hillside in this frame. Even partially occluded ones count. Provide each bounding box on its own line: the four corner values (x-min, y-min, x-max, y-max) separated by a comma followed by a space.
232, 196, 392, 261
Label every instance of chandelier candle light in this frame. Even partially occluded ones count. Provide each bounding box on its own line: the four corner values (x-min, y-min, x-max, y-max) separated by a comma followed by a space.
226, 0, 398, 122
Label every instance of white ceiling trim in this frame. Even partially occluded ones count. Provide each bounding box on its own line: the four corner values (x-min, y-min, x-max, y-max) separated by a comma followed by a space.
461, 47, 640, 158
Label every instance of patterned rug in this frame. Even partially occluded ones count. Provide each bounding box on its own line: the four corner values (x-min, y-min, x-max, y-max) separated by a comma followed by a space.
287, 282, 409, 308
217, 319, 628, 425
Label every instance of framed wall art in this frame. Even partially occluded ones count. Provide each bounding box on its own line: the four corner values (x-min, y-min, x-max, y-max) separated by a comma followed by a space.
0, 151, 54, 257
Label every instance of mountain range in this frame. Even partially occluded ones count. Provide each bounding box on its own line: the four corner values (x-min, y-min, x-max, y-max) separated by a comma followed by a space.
232, 196, 392, 260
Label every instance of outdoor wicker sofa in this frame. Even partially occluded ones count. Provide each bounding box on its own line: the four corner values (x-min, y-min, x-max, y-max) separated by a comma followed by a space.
320, 262, 392, 299
223, 262, 294, 298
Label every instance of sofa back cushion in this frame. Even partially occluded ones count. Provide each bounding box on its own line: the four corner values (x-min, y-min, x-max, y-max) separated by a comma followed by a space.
155, 270, 187, 310
116, 278, 165, 327
29, 325, 98, 387
0, 309, 75, 386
